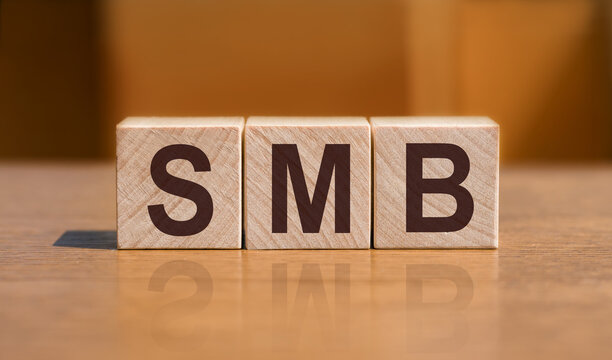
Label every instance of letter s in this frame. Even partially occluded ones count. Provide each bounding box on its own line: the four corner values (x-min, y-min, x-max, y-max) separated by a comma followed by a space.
148, 144, 213, 236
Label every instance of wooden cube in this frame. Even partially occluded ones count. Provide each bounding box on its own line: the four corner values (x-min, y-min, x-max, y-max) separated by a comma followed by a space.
371, 117, 499, 248
245, 117, 371, 249
116, 117, 244, 249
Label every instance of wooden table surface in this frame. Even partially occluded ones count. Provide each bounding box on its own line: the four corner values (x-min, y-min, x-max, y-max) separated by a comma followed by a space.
1, 163, 611, 360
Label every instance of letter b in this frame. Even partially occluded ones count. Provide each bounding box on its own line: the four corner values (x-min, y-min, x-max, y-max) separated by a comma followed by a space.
405, 143, 474, 232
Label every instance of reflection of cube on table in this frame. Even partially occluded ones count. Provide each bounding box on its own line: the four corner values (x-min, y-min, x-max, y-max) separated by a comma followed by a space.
116, 117, 244, 249
245, 117, 371, 249
371, 117, 499, 249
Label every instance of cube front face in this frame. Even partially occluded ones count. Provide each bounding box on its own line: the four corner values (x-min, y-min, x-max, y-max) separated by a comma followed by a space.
373, 117, 499, 249
116, 118, 243, 249
245, 117, 371, 249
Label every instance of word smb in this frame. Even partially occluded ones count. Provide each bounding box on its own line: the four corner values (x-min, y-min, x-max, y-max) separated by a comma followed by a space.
116, 116, 498, 249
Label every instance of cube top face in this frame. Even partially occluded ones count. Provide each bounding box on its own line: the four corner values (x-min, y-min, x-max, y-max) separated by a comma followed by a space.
116, 117, 244, 249
245, 117, 371, 249
372, 116, 499, 249
118, 116, 245, 129
247, 116, 370, 127
371, 116, 498, 128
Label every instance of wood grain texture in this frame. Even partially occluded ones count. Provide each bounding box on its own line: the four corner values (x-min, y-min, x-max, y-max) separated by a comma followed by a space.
116, 117, 243, 249
245, 117, 370, 249
372, 116, 499, 248
1, 163, 612, 360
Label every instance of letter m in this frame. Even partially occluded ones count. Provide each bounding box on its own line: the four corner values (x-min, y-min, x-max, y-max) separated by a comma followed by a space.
272, 144, 350, 233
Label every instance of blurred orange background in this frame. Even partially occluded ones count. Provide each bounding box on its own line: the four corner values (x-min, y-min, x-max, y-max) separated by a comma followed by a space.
1, 0, 611, 162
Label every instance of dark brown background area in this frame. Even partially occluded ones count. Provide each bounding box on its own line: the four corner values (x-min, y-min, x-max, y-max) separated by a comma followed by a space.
0, 0, 101, 158
1, 0, 611, 162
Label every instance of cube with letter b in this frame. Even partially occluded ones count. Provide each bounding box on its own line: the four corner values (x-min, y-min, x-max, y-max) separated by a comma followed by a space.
116, 117, 244, 249
371, 117, 499, 248
245, 117, 371, 249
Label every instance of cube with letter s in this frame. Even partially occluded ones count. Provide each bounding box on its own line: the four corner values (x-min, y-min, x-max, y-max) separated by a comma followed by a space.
116, 117, 243, 249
